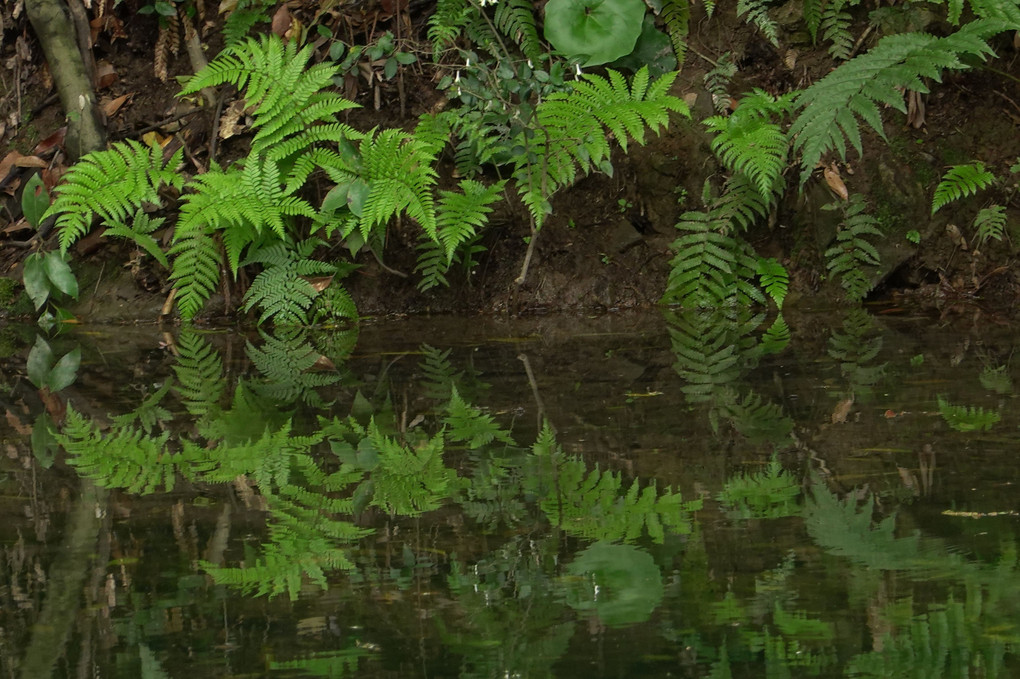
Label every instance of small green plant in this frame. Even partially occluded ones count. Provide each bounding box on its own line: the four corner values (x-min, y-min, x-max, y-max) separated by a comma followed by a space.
906, 229, 921, 244
823, 194, 883, 302
932, 161, 996, 214
617, 198, 634, 213
937, 395, 1000, 432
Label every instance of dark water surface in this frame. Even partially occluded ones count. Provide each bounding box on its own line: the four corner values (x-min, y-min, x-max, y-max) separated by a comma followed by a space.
1, 308, 1019, 678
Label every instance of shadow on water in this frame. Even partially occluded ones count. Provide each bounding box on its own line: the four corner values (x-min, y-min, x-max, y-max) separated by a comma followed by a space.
1, 308, 1019, 677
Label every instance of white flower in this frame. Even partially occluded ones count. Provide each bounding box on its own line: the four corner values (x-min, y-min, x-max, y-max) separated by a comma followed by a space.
527, 59, 533, 68
575, 63, 582, 77
455, 70, 461, 83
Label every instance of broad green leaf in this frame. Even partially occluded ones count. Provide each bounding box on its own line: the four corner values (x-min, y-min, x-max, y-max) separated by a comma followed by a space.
544, 0, 645, 66
31, 413, 59, 468
23, 253, 50, 310
48, 347, 82, 391
43, 251, 79, 299
26, 336, 55, 389
21, 174, 50, 229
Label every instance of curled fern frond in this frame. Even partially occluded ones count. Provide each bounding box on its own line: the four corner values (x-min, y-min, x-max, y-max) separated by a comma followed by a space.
44, 140, 183, 252
931, 161, 996, 213
790, 20, 1008, 185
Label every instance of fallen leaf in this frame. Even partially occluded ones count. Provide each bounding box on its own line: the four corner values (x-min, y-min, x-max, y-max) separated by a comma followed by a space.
831, 396, 854, 424
884, 409, 897, 418
906, 90, 924, 129
218, 99, 247, 139
946, 223, 968, 250
2, 218, 31, 234
102, 93, 132, 117
14, 155, 47, 168
96, 60, 118, 89
823, 164, 849, 201
33, 128, 66, 157
783, 49, 797, 70
5, 410, 32, 436
0, 151, 25, 182
271, 4, 291, 37
304, 275, 334, 292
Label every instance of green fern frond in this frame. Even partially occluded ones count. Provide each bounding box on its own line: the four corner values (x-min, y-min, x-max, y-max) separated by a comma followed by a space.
703, 53, 737, 113
58, 405, 175, 494
445, 387, 514, 449
517, 68, 688, 227
714, 173, 777, 230
662, 208, 764, 308
820, 0, 854, 60
246, 328, 340, 407
242, 240, 337, 326
738, 0, 780, 45
44, 140, 183, 252
756, 257, 789, 308
717, 455, 799, 519
103, 212, 170, 268
937, 395, 1000, 431
367, 420, 454, 515
660, 0, 690, 66
967, 0, 1020, 24
761, 314, 791, 354
437, 179, 505, 259
931, 161, 996, 213
824, 194, 882, 302
359, 128, 439, 240
704, 89, 793, 199
428, 0, 472, 57
173, 329, 226, 417
169, 228, 222, 321
803, 0, 826, 41
790, 20, 1008, 185
494, 0, 543, 62
972, 204, 1007, 248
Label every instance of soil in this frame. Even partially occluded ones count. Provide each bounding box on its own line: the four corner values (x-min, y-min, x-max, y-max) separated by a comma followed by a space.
2, 0, 1020, 322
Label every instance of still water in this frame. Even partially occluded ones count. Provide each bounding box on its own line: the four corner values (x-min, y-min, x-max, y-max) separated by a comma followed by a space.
1, 308, 1018, 678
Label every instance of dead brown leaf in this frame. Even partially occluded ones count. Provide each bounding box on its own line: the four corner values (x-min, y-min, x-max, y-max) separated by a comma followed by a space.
823, 164, 849, 201
102, 93, 132, 117
15, 155, 47, 168
831, 396, 854, 424
96, 60, 118, 89
271, 4, 291, 37
304, 275, 334, 292
5, 410, 32, 436
0, 151, 25, 182
906, 90, 924, 129
2, 218, 31, 235
218, 99, 247, 139
33, 128, 66, 157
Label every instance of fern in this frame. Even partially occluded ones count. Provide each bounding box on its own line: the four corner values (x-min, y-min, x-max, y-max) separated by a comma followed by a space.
44, 140, 183, 252
662, 208, 764, 308
738, 0, 780, 46
703, 53, 737, 113
820, 0, 854, 60
168, 227, 222, 322
365, 420, 455, 515
515, 68, 688, 227
972, 204, 1007, 248
803, 0, 826, 41
444, 387, 514, 449
494, 0, 543, 63
358, 128, 439, 240
109, 380, 173, 433
666, 308, 764, 402
717, 455, 800, 519
756, 257, 789, 308
824, 194, 883, 302
660, 0, 690, 66
760, 314, 791, 354
103, 211, 170, 268
716, 388, 794, 443
528, 421, 700, 542
428, 0, 472, 57
704, 89, 795, 199
246, 328, 340, 407
241, 239, 339, 326
221, 0, 274, 46
931, 161, 996, 213
173, 329, 226, 418
790, 20, 1008, 185
937, 395, 1000, 431
58, 405, 175, 494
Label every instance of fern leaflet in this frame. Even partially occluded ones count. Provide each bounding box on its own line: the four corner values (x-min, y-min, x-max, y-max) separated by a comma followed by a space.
494, 0, 543, 62
756, 257, 789, 308
972, 204, 1006, 248
931, 161, 996, 213
44, 140, 183, 252
241, 239, 338, 326
824, 194, 883, 302
660, 0, 690, 66
790, 20, 1008, 185
738, 0, 780, 46
169, 228, 222, 322
937, 395, 1000, 431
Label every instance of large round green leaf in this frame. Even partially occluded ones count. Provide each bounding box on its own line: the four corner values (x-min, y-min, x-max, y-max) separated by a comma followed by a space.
563, 542, 663, 626
543, 0, 645, 66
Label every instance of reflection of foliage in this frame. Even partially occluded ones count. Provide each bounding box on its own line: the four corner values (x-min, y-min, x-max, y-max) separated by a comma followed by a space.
937, 395, 1000, 432
979, 364, 1012, 394
269, 647, 368, 677
445, 387, 514, 449
667, 309, 793, 444
110, 381, 172, 433
564, 542, 664, 626
528, 422, 700, 542
717, 455, 800, 519
172, 329, 226, 417
827, 308, 886, 399
58, 405, 174, 494
246, 327, 340, 407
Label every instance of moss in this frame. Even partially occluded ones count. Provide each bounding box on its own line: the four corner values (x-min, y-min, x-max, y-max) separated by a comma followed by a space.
0, 277, 16, 309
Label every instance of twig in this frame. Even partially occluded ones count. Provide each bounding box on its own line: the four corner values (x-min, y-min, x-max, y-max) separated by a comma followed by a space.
114, 108, 204, 140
